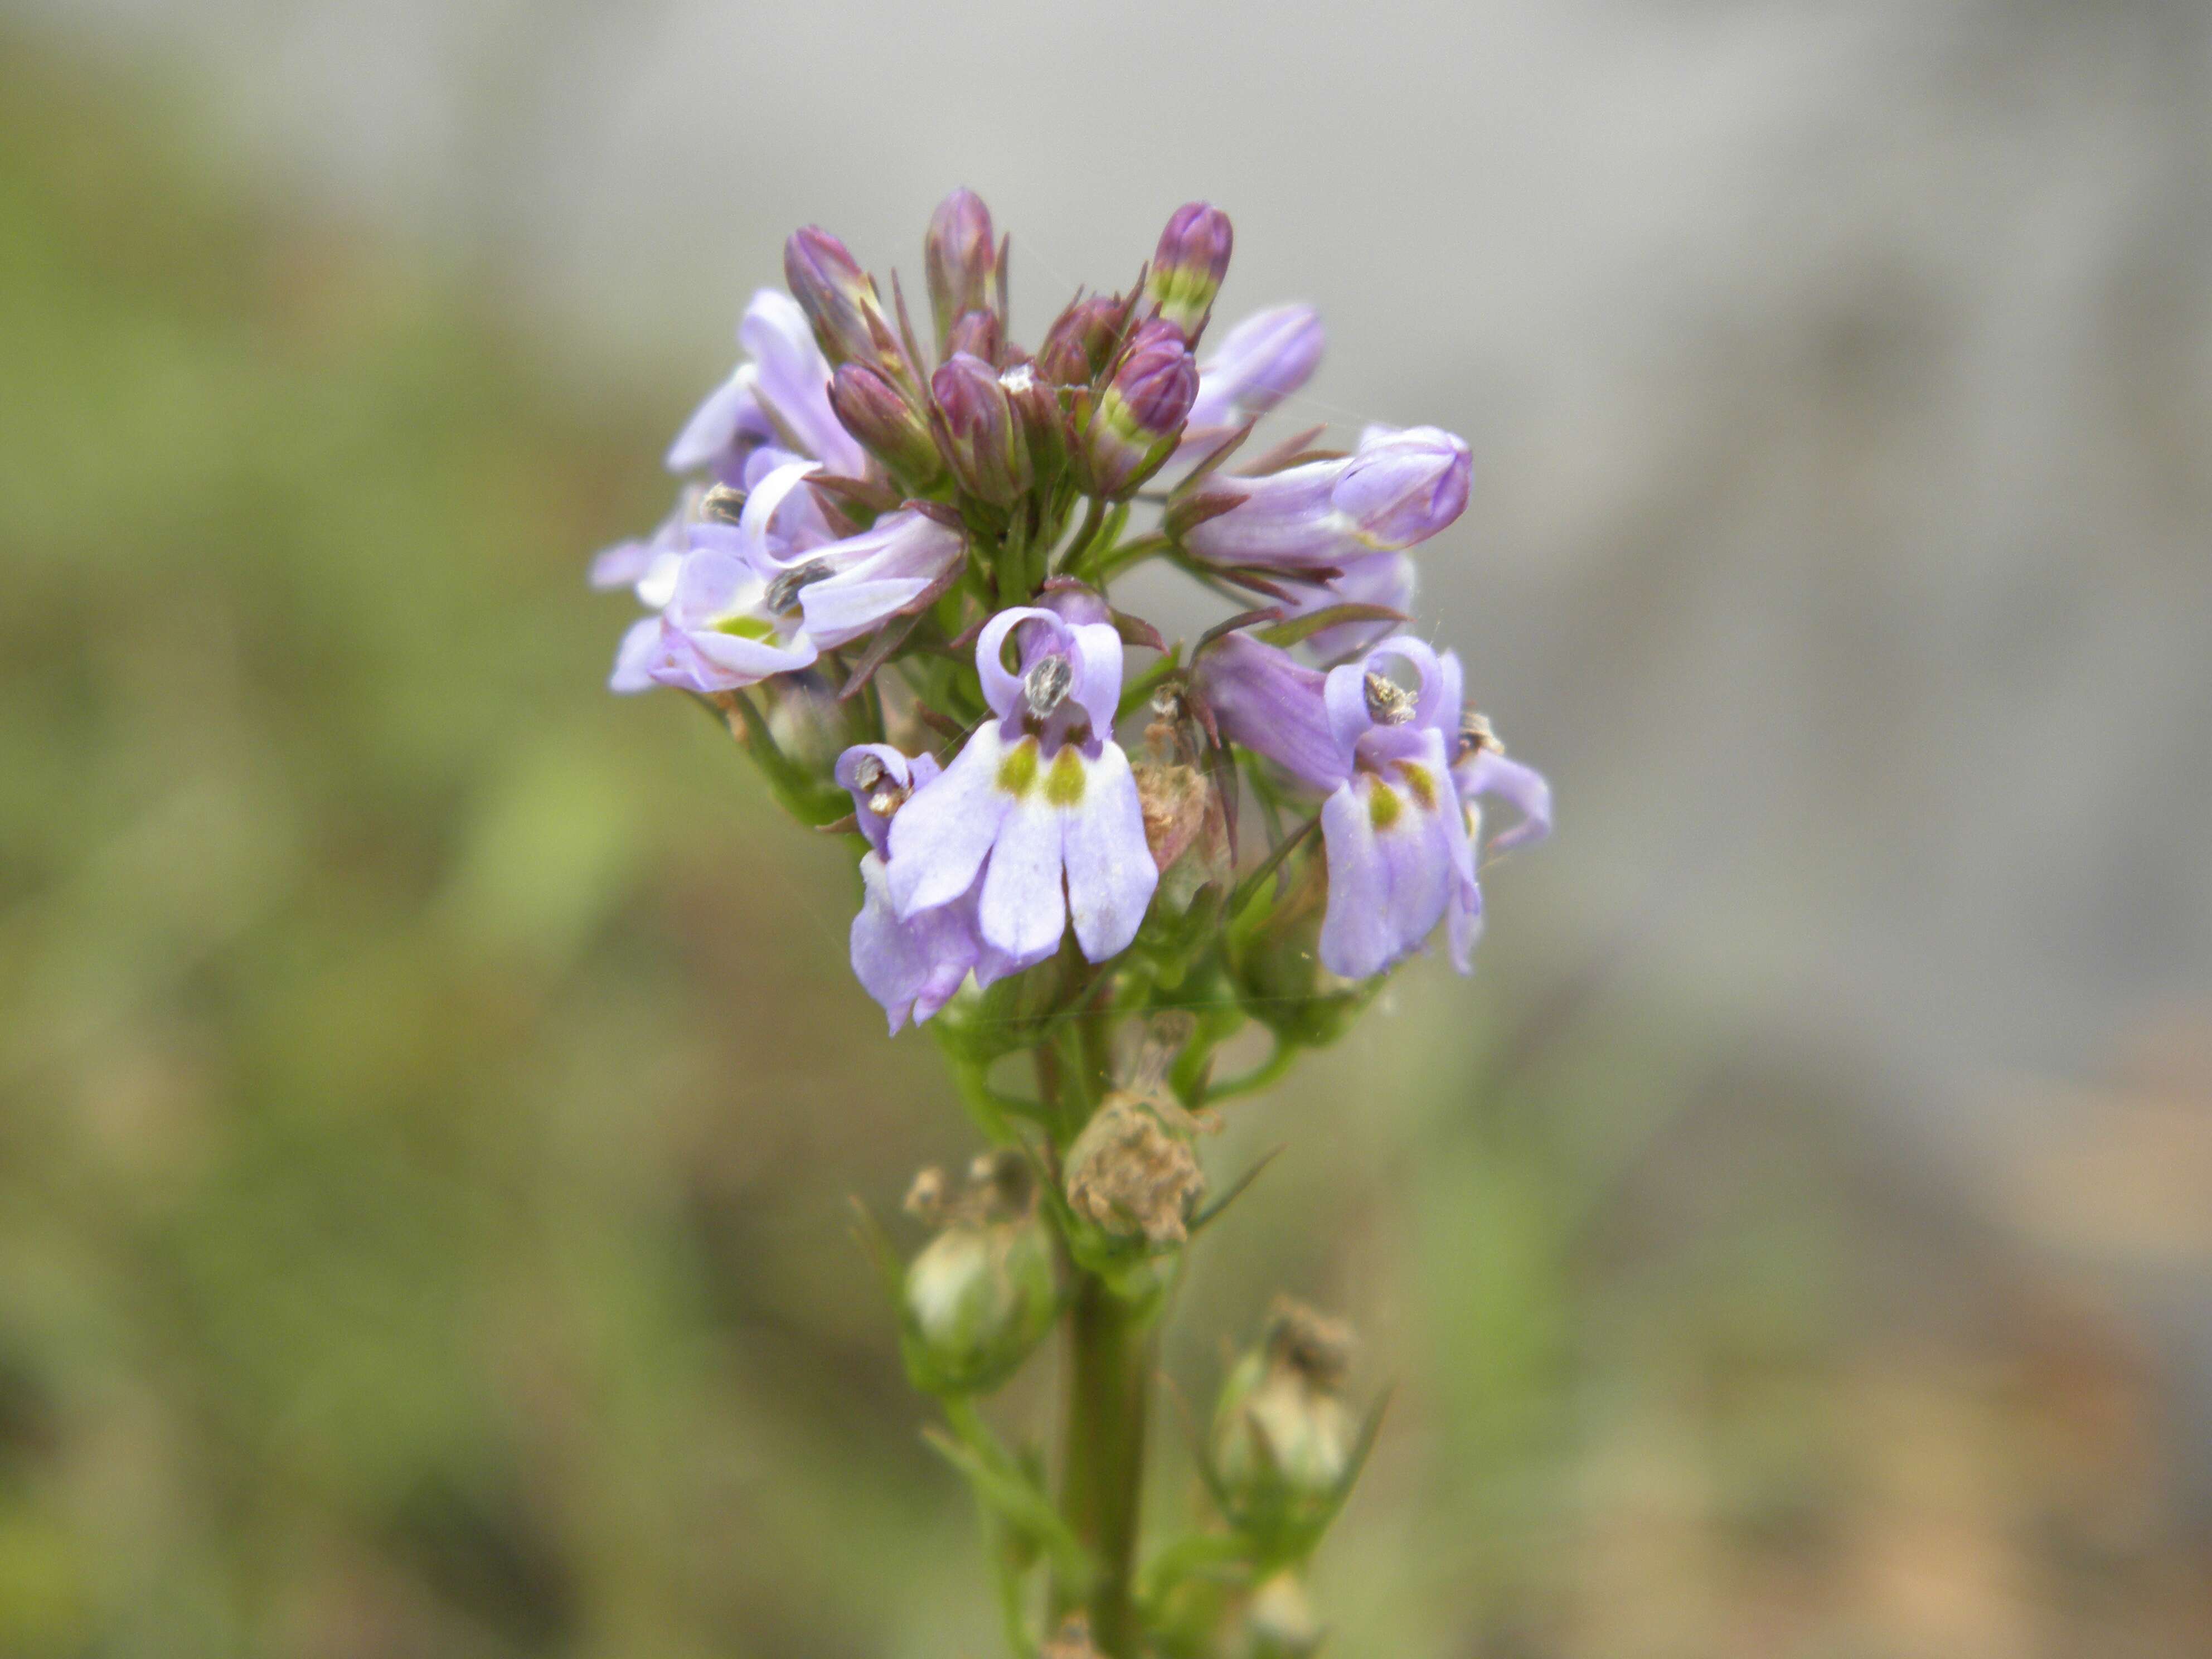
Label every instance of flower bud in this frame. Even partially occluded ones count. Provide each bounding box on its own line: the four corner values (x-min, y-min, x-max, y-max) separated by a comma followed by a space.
930, 351, 1031, 506
1210, 1299, 1359, 1551
900, 1153, 1056, 1395
784, 225, 907, 381
1037, 294, 1125, 386
1146, 202, 1234, 339
924, 188, 1002, 357
945, 307, 1004, 365
829, 362, 942, 482
1078, 319, 1197, 498
1000, 360, 1069, 487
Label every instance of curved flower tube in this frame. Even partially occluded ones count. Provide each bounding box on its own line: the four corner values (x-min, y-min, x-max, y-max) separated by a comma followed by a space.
1184, 303, 1325, 435
1177, 424, 1471, 574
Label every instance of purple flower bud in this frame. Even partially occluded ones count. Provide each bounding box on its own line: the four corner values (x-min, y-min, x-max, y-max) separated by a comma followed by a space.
783, 225, 906, 380
930, 351, 1031, 506
924, 188, 1002, 357
1186, 304, 1325, 430
1146, 202, 1234, 339
1079, 319, 1197, 499
830, 362, 942, 482
1037, 294, 1125, 386
1177, 424, 1471, 571
945, 308, 1004, 365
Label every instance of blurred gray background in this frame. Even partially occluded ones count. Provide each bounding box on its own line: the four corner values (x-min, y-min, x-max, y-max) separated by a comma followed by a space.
5, 1, 2210, 1653
32, 0, 2210, 1112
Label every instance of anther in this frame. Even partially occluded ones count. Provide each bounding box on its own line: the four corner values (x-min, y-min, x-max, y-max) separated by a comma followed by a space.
765, 559, 832, 614
1023, 653, 1074, 719
1363, 671, 1416, 725
698, 483, 748, 525
1458, 709, 1501, 758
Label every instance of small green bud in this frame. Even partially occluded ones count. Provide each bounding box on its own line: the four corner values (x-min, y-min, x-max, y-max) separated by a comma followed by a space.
900, 1153, 1056, 1395
1210, 1299, 1358, 1553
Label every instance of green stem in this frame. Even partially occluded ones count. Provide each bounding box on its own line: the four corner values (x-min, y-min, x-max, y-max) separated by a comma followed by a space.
1054, 1273, 1149, 1655
1059, 495, 1106, 577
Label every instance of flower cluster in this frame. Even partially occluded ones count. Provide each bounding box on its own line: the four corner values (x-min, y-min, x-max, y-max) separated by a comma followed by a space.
592, 189, 1550, 1655
596, 189, 1546, 1036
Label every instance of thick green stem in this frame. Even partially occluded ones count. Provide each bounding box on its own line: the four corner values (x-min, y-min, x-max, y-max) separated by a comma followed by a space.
1054, 1273, 1149, 1654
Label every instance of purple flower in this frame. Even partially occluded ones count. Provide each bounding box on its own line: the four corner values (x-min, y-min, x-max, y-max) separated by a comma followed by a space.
638, 463, 829, 693
1198, 631, 1543, 978
630, 463, 963, 695
1454, 736, 1553, 855
590, 488, 695, 608
667, 290, 868, 482
1185, 304, 1325, 432
758, 505, 968, 651
886, 608, 1158, 964
1176, 424, 1471, 573
838, 744, 992, 1033
594, 487, 707, 694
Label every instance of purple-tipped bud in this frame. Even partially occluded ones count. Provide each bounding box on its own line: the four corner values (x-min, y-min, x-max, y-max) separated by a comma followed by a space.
1078, 319, 1197, 498
830, 362, 942, 483
784, 226, 909, 384
924, 188, 1002, 356
930, 351, 1031, 506
1146, 202, 1234, 339
946, 308, 1004, 366
1037, 294, 1126, 386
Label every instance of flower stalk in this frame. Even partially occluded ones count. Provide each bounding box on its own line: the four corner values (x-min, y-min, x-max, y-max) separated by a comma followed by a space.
592, 188, 1553, 1657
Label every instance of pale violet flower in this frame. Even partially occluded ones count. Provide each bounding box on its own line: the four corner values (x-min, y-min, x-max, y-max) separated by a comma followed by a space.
838, 744, 1010, 1033
1185, 303, 1325, 433
667, 289, 869, 482
1177, 424, 1471, 574
1196, 631, 1546, 978
886, 607, 1157, 964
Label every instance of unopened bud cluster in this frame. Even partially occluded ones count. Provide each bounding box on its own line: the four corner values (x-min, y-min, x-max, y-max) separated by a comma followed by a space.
593, 187, 1555, 1657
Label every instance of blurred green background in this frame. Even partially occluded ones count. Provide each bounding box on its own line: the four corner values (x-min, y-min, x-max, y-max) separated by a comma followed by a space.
4, 12, 2211, 1658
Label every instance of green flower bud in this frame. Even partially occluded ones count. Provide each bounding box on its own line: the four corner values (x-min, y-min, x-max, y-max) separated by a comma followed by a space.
900, 1153, 1056, 1395
1210, 1299, 1358, 1553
